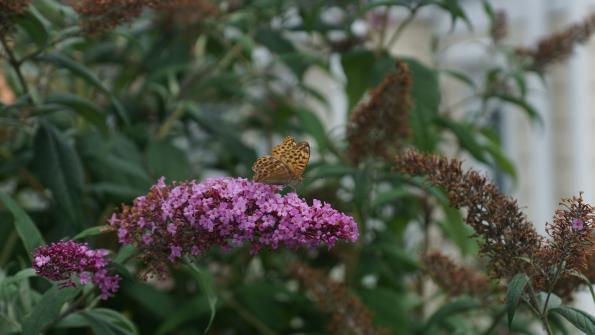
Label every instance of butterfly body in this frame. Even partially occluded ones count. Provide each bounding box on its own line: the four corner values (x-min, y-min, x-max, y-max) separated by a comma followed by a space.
252, 136, 310, 185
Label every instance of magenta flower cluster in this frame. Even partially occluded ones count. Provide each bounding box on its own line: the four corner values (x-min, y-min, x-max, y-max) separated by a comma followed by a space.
109, 177, 359, 274
32, 241, 121, 299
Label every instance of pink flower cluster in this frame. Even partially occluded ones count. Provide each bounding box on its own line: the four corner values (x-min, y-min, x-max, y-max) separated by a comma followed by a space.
109, 177, 359, 274
32, 241, 121, 299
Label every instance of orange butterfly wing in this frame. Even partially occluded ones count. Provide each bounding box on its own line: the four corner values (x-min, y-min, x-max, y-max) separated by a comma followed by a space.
252, 136, 310, 185
272, 136, 296, 159
251, 156, 294, 185
282, 141, 310, 181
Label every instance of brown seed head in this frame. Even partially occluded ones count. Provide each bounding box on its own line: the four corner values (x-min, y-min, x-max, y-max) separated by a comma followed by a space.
288, 262, 390, 335
346, 60, 412, 165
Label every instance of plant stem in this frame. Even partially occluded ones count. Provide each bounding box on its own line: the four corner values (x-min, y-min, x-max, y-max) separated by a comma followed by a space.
224, 292, 278, 335
542, 261, 565, 315
526, 279, 554, 335
0, 35, 32, 104
415, 198, 432, 317
40, 290, 94, 333
481, 308, 506, 335
18, 27, 80, 64
0, 230, 18, 266
156, 104, 185, 139
385, 4, 421, 50
375, 6, 391, 54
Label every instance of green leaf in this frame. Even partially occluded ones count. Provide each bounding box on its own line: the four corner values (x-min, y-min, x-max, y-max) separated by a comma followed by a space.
0, 193, 45, 255
22, 286, 80, 335
431, 0, 472, 29
78, 131, 151, 191
437, 117, 487, 163
341, 50, 394, 110
371, 188, 410, 208
359, 288, 414, 333
37, 53, 129, 124
38, 53, 106, 93
424, 297, 480, 330
569, 270, 595, 303
78, 308, 139, 335
482, 136, 517, 179
156, 297, 212, 335
306, 162, 353, 180
549, 312, 571, 335
86, 183, 144, 202
146, 140, 192, 181
72, 225, 111, 240
487, 93, 542, 124
44, 93, 107, 131
1, 268, 36, 287
353, 168, 372, 215
375, 243, 419, 272
255, 29, 295, 54
15, 10, 49, 47
32, 122, 85, 231
405, 58, 440, 151
550, 307, 595, 334
294, 107, 329, 152
441, 68, 476, 89
114, 245, 136, 264
186, 261, 218, 333
438, 206, 478, 256
234, 282, 288, 331
506, 273, 529, 328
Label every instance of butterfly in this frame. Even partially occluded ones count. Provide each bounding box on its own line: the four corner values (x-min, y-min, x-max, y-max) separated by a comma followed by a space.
252, 136, 310, 186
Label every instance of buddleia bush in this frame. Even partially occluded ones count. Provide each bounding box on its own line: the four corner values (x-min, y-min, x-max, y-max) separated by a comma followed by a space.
2, 1, 595, 334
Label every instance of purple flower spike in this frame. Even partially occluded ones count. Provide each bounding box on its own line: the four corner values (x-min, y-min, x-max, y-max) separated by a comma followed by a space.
110, 177, 359, 275
571, 218, 584, 231
32, 241, 121, 299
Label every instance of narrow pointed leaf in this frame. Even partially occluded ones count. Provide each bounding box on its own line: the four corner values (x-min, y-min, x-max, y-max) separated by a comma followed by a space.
507, 273, 529, 328
0, 193, 45, 255
186, 261, 218, 333
550, 307, 595, 334
22, 286, 80, 335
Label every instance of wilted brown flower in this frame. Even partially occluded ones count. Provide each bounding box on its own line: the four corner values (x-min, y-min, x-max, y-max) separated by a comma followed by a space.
346, 60, 412, 165
537, 194, 595, 293
422, 251, 492, 298
395, 150, 543, 281
554, 233, 595, 300
515, 13, 595, 71
0, 0, 31, 36
289, 263, 390, 335
73, 0, 217, 34
73, 0, 145, 34
490, 10, 507, 43
154, 0, 218, 27
396, 150, 595, 299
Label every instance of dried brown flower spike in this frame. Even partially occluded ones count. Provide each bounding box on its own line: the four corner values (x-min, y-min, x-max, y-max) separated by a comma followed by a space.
396, 150, 595, 299
538, 194, 595, 290
422, 251, 492, 298
395, 150, 543, 280
73, 0, 145, 34
288, 263, 390, 335
515, 13, 595, 71
73, 0, 218, 34
490, 10, 508, 44
346, 60, 412, 165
